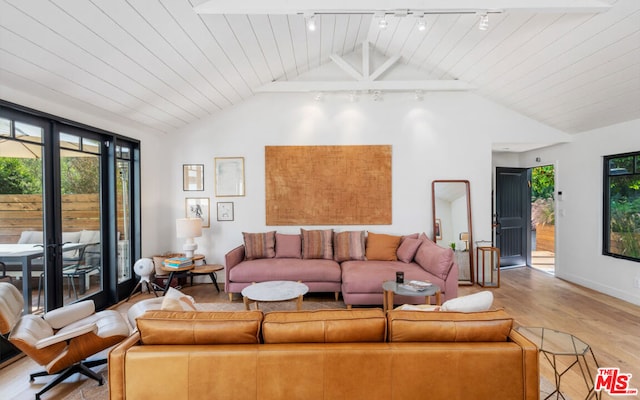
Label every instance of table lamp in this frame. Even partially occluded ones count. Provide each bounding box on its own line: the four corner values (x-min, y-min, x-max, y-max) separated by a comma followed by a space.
459, 232, 470, 251
176, 218, 202, 258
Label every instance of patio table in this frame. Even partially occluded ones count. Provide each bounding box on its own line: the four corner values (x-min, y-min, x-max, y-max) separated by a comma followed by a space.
0, 243, 85, 314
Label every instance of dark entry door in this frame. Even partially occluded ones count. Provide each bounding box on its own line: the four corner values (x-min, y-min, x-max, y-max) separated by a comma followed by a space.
496, 167, 530, 267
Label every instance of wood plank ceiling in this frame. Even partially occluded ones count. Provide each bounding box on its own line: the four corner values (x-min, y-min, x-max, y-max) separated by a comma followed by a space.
0, 0, 638, 137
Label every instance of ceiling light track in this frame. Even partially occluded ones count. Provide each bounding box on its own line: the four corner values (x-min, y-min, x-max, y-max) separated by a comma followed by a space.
194, 1, 611, 15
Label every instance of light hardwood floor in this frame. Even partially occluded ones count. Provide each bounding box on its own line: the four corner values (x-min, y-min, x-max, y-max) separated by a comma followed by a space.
1, 267, 638, 399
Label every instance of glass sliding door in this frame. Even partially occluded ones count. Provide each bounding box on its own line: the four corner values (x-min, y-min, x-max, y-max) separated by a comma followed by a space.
117, 145, 132, 283
1, 101, 141, 313
58, 129, 103, 306
0, 115, 45, 313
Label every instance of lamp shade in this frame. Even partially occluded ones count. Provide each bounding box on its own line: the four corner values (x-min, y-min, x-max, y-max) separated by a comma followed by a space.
176, 218, 202, 238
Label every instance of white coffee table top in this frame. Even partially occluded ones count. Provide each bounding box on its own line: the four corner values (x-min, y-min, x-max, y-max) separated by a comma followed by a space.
241, 280, 309, 302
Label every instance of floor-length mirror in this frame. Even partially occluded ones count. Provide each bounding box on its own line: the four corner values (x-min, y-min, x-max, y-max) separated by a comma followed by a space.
432, 180, 474, 285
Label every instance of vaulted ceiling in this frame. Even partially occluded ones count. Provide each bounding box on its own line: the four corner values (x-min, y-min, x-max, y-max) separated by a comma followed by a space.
0, 0, 638, 137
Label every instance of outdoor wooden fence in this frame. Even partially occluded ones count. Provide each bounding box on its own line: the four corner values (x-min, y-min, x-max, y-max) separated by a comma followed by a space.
0, 194, 102, 244
535, 224, 555, 252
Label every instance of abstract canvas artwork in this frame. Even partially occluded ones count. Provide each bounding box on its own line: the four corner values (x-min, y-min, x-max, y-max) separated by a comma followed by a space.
265, 145, 392, 225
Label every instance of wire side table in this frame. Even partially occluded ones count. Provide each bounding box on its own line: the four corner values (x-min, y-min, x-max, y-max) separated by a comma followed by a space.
517, 327, 601, 400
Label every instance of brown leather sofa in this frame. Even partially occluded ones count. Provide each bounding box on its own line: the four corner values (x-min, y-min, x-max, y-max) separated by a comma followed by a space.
109, 309, 539, 400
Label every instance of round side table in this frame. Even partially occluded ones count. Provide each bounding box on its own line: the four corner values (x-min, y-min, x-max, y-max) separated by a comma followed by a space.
160, 264, 194, 295
189, 264, 223, 292
382, 280, 441, 312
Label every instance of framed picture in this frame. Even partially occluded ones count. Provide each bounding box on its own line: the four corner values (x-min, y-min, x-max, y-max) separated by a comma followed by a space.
217, 202, 234, 221
215, 157, 245, 197
183, 164, 204, 191
185, 197, 210, 228
435, 219, 442, 240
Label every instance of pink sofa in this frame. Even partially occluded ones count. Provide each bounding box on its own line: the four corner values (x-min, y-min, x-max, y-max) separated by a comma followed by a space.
225, 245, 342, 301
225, 230, 458, 308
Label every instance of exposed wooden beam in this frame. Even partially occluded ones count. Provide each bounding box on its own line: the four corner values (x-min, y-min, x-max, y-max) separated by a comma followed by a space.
194, 0, 610, 14
254, 80, 474, 92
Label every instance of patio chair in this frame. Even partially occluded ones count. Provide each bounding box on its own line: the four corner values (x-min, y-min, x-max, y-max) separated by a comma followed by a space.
36, 243, 100, 309
0, 282, 130, 400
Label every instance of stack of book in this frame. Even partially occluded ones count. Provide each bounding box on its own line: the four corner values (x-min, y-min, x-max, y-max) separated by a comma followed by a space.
163, 256, 193, 268
399, 280, 432, 292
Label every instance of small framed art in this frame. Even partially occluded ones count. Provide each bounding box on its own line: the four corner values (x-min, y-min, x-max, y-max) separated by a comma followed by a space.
217, 202, 234, 221
185, 197, 210, 228
215, 157, 245, 197
435, 219, 442, 240
183, 164, 204, 191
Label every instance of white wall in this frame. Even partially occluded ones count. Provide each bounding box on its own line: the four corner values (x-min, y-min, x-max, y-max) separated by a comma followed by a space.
518, 119, 640, 305
160, 91, 570, 274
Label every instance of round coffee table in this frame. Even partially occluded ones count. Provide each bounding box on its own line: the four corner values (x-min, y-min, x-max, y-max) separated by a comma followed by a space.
382, 280, 441, 312
241, 281, 309, 311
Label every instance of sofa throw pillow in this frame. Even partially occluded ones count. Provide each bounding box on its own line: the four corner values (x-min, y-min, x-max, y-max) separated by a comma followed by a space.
243, 231, 276, 260
396, 237, 422, 263
440, 291, 494, 312
333, 231, 366, 262
365, 232, 402, 261
160, 287, 197, 311
400, 233, 419, 242
414, 233, 454, 280
275, 233, 302, 259
301, 229, 334, 259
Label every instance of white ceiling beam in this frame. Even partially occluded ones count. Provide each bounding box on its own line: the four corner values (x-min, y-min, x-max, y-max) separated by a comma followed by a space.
369, 54, 401, 81
362, 42, 370, 79
194, 0, 610, 14
254, 80, 474, 92
329, 54, 363, 80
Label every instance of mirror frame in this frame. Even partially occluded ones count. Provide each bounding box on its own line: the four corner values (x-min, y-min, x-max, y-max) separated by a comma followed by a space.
431, 180, 474, 286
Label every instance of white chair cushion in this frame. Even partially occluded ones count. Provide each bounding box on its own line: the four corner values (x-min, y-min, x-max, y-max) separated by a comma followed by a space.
0, 283, 24, 334
17, 231, 43, 244
44, 300, 95, 329
440, 291, 494, 312
161, 287, 197, 311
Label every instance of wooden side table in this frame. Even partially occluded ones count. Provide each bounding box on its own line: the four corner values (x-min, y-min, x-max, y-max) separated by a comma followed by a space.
160, 264, 194, 295
189, 264, 223, 292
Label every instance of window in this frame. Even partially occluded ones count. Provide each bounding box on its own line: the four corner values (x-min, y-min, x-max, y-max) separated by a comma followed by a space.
603, 151, 640, 262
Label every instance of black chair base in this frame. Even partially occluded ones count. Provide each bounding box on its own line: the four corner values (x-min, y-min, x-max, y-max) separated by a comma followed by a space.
30, 358, 106, 400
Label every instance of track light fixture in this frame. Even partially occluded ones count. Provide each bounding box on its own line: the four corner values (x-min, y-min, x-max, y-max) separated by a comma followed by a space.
374, 12, 388, 29
416, 13, 427, 31
478, 13, 489, 30
417, 19, 427, 31
305, 12, 316, 31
